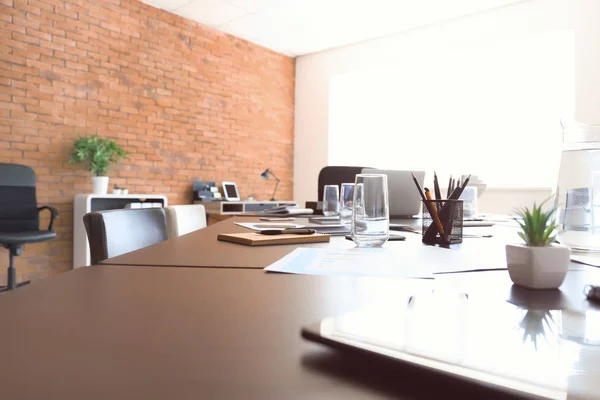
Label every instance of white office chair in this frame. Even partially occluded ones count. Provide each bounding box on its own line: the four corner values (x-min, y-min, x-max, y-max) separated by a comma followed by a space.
164, 204, 207, 239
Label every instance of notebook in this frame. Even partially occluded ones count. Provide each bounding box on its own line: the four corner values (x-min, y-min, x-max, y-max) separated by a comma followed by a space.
217, 232, 330, 246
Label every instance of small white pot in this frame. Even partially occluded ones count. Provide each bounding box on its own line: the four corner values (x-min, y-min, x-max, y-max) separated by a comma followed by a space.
506, 243, 570, 289
92, 176, 109, 195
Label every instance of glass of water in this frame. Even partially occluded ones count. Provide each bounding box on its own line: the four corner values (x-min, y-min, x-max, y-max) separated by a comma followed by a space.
339, 183, 354, 225
351, 174, 389, 247
323, 184, 340, 217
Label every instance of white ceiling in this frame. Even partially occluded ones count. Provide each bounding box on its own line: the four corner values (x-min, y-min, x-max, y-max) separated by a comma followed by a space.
140, 0, 522, 56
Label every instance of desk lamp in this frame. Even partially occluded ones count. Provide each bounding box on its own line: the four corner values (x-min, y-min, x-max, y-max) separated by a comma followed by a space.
260, 168, 280, 201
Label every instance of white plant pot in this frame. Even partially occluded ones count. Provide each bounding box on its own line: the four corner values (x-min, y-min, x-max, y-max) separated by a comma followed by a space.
92, 176, 109, 195
506, 243, 570, 289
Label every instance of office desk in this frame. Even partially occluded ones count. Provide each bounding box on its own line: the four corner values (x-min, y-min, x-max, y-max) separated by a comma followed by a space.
198, 201, 298, 225
1, 265, 599, 399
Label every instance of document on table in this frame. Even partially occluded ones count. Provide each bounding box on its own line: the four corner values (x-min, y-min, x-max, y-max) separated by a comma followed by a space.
571, 254, 600, 268
264, 247, 434, 279
264, 244, 508, 278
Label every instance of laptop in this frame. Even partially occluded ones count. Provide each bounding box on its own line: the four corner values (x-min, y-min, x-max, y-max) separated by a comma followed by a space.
361, 168, 425, 218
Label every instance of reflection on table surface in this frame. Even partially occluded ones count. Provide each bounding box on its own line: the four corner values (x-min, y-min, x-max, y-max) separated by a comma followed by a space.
315, 285, 600, 400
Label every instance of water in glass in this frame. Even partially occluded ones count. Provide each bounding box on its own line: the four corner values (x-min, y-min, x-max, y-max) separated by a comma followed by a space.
351, 174, 389, 247
339, 183, 354, 225
323, 185, 340, 217
555, 122, 600, 251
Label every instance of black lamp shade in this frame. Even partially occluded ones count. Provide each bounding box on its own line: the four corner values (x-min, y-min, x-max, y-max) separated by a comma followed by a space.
260, 169, 271, 180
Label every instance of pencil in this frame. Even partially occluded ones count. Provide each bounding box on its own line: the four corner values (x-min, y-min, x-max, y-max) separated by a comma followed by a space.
411, 172, 427, 201
425, 188, 445, 237
447, 175, 452, 198
460, 174, 471, 192
433, 171, 442, 212
433, 171, 442, 201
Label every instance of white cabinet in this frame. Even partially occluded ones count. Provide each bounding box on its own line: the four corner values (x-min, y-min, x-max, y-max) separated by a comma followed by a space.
73, 194, 168, 268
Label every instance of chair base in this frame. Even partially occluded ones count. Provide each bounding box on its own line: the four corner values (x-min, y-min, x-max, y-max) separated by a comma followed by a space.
1, 244, 24, 291
0, 280, 30, 293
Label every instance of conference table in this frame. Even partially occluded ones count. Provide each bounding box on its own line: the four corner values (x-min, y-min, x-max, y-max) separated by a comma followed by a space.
1, 217, 599, 399
100, 217, 509, 269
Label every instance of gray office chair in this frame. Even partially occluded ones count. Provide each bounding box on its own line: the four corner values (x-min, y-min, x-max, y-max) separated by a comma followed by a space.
0, 163, 59, 292
83, 208, 167, 265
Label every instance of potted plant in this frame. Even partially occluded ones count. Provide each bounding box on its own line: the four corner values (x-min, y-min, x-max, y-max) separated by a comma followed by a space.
506, 199, 570, 289
69, 136, 128, 194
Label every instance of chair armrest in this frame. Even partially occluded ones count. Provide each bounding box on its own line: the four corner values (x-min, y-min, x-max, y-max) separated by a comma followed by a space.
38, 206, 59, 231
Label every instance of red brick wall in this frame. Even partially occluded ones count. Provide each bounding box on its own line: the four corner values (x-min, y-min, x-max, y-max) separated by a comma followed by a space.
0, 0, 295, 283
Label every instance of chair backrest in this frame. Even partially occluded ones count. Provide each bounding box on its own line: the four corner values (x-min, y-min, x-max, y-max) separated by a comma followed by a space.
83, 208, 168, 265
317, 166, 370, 201
0, 163, 39, 233
164, 204, 207, 239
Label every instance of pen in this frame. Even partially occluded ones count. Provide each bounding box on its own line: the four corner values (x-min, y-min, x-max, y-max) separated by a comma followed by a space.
260, 228, 316, 235
447, 175, 452, 198
424, 188, 445, 237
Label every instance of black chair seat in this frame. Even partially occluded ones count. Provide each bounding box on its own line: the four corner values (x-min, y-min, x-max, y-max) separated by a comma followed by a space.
0, 231, 57, 246
0, 163, 59, 292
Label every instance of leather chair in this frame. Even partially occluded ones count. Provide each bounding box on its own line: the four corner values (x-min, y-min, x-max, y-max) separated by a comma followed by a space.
317, 166, 370, 201
164, 204, 207, 239
0, 163, 59, 292
83, 208, 167, 265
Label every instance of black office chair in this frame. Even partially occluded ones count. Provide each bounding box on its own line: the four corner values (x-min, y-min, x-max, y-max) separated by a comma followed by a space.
83, 208, 168, 265
0, 163, 59, 292
317, 166, 370, 201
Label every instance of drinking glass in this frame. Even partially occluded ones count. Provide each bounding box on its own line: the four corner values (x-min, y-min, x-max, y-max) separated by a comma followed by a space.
339, 183, 354, 225
323, 185, 340, 217
556, 121, 600, 251
351, 174, 389, 247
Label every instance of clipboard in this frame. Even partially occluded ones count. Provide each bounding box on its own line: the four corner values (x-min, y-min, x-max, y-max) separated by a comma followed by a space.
217, 232, 330, 246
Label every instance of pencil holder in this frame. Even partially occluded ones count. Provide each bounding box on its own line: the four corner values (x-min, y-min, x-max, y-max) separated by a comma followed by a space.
421, 200, 463, 245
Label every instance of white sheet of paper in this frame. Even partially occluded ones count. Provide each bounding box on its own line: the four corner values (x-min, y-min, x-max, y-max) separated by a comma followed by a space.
571, 254, 600, 267
265, 247, 434, 279
264, 243, 508, 278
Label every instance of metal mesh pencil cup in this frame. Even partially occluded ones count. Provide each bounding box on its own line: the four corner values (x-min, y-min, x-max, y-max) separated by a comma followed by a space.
421, 199, 463, 245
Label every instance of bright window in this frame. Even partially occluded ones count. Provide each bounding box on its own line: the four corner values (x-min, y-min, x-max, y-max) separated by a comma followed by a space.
329, 30, 574, 188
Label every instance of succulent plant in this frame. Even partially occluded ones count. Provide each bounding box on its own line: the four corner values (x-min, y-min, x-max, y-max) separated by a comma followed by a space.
514, 198, 557, 246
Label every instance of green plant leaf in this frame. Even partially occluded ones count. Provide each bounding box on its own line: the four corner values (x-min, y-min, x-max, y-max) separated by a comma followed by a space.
68, 135, 128, 176
513, 197, 557, 246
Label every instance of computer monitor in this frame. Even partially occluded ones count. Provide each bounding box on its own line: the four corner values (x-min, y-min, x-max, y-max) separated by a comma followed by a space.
361, 169, 425, 218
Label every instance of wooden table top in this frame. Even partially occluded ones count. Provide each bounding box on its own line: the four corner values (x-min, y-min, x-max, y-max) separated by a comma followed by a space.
0, 266, 600, 400
6, 215, 600, 398
1, 265, 600, 399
